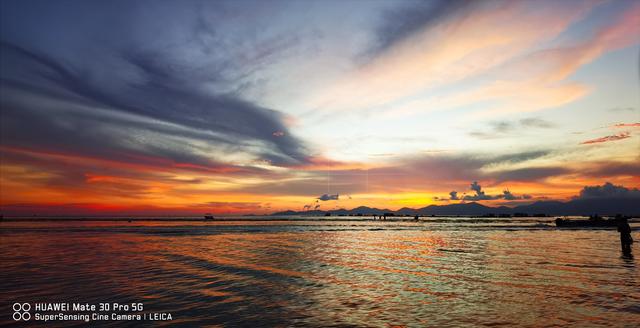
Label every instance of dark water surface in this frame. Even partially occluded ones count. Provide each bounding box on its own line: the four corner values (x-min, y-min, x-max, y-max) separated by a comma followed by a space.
1, 218, 638, 327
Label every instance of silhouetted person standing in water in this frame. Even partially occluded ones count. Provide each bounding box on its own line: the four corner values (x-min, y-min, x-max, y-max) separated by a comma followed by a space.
617, 216, 633, 254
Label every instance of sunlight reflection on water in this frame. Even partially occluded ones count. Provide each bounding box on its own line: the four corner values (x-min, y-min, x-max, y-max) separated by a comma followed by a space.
1, 219, 638, 327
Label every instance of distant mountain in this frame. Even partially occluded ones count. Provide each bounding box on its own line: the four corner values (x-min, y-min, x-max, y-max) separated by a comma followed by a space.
417, 202, 494, 216
515, 198, 639, 216
271, 206, 392, 216
270, 198, 639, 216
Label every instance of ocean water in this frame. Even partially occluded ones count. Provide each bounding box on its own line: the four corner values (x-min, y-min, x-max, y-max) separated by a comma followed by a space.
1, 217, 638, 327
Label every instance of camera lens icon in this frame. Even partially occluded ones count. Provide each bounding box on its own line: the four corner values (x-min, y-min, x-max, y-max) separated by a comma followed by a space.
13, 303, 31, 321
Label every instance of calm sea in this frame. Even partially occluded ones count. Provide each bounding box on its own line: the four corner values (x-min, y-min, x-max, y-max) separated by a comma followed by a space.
1, 217, 638, 327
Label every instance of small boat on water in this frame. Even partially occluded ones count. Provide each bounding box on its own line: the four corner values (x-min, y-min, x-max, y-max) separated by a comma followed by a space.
204, 213, 215, 221
555, 215, 619, 228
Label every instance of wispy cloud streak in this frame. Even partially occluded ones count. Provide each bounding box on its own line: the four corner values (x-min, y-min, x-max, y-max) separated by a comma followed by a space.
580, 132, 631, 145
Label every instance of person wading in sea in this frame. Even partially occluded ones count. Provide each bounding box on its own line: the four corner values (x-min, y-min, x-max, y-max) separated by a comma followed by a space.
617, 216, 633, 254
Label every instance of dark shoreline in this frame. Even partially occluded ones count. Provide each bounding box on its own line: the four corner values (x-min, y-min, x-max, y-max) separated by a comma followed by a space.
1, 216, 638, 222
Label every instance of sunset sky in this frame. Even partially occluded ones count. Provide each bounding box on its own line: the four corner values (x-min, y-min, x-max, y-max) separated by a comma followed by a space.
1, 0, 639, 216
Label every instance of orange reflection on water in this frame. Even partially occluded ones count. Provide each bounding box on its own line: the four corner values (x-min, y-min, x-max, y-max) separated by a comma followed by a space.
1, 220, 638, 327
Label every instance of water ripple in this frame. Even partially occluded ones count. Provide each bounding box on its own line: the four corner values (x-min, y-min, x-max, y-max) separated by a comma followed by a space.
1, 220, 638, 327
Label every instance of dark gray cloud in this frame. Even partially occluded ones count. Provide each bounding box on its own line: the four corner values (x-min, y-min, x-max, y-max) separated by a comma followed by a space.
470, 117, 555, 139
470, 181, 483, 195
582, 162, 640, 178
461, 181, 497, 201
520, 117, 555, 129
317, 193, 340, 201
491, 150, 551, 164
576, 182, 640, 200
502, 189, 531, 200
489, 167, 570, 182
395, 150, 556, 183
501, 191, 517, 200
450, 182, 532, 202
0, 0, 310, 170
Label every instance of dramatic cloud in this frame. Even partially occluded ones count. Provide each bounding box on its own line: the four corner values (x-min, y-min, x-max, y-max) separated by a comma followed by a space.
581, 161, 640, 178
489, 167, 570, 183
490, 151, 552, 164
238, 149, 568, 197
232, 149, 637, 199
461, 181, 497, 201
1, 1, 638, 215
576, 182, 640, 200
580, 132, 631, 145
445, 181, 532, 202
0, 0, 310, 170
469, 181, 482, 195
317, 193, 340, 201
502, 189, 532, 200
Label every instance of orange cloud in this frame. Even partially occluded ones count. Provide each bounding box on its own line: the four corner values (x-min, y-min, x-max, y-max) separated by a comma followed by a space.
613, 123, 640, 128
580, 132, 631, 145
450, 1, 640, 118
307, 1, 639, 123
292, 155, 373, 171
307, 1, 598, 113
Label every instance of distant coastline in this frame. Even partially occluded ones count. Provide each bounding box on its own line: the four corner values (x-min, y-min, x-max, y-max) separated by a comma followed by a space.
271, 198, 640, 217
1, 197, 637, 220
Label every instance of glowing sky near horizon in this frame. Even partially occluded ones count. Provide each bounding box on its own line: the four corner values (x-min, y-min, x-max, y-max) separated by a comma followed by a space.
0, 0, 639, 215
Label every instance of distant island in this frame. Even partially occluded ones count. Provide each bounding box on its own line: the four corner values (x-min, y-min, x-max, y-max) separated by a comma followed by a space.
271, 198, 639, 217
